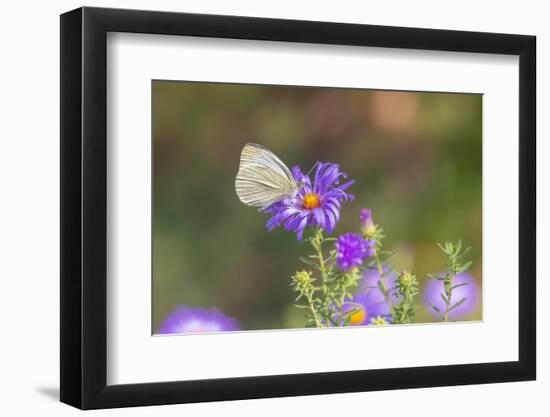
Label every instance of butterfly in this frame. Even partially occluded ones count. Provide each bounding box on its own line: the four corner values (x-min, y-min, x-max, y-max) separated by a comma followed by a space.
235, 143, 302, 210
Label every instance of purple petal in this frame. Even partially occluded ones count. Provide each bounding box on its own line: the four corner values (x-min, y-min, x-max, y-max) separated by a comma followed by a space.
265, 215, 281, 231
336, 179, 355, 192
312, 208, 326, 228
296, 215, 309, 240
325, 209, 336, 233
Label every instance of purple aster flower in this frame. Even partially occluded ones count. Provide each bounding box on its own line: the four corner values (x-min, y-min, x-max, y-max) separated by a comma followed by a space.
339, 266, 400, 326
265, 162, 354, 240
423, 272, 480, 321
156, 305, 240, 334
344, 267, 398, 324
343, 293, 394, 326
335, 233, 375, 271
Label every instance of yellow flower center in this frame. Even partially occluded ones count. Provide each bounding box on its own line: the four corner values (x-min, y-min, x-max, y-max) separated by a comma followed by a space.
302, 193, 321, 210
349, 307, 367, 325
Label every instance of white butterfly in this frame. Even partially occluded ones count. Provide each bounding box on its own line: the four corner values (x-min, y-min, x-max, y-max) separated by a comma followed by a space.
235, 143, 301, 210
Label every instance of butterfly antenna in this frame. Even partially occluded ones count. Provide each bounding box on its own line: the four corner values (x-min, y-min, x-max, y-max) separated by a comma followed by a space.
306, 161, 319, 177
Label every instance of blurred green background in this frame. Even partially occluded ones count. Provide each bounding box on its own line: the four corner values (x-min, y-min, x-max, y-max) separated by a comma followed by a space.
152, 80, 482, 331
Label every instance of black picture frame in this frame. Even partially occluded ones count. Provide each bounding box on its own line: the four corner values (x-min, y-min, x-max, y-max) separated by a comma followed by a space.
60, 6, 536, 410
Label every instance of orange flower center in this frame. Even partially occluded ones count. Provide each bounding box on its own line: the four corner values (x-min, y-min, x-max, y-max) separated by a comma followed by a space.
302, 193, 321, 210
349, 307, 367, 325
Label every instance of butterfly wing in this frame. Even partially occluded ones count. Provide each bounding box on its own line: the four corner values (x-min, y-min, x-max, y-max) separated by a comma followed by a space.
235, 143, 298, 209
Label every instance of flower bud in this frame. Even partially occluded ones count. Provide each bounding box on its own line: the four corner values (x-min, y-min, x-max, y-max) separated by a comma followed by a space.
360, 208, 376, 237
292, 270, 314, 291
398, 271, 416, 292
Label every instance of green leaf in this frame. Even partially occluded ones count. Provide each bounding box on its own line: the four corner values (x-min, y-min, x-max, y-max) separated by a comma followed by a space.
448, 297, 467, 312
440, 293, 449, 305
343, 307, 360, 316
431, 304, 441, 313
459, 247, 471, 258
299, 257, 319, 269
428, 274, 446, 281
451, 282, 469, 291
457, 261, 473, 274
456, 239, 462, 254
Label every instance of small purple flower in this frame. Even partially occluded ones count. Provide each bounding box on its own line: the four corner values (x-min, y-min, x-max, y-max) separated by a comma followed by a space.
265, 162, 354, 240
335, 233, 375, 271
360, 208, 376, 236
423, 273, 480, 320
157, 305, 240, 334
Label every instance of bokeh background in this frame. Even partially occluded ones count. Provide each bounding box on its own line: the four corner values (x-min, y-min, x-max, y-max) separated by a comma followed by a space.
152, 80, 482, 332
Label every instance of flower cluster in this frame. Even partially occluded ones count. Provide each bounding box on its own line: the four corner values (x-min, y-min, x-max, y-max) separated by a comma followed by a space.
276, 160, 478, 328
158, 159, 479, 335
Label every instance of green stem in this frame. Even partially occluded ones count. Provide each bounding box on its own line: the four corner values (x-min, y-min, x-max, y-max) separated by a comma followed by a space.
338, 280, 348, 326
312, 228, 331, 327
305, 291, 323, 328
443, 273, 454, 322
374, 253, 393, 309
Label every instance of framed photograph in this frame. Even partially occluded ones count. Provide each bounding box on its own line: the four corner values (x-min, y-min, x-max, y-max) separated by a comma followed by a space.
60, 6, 536, 409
